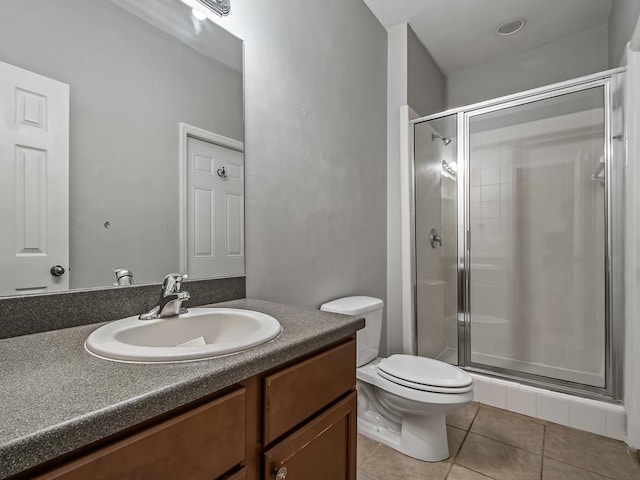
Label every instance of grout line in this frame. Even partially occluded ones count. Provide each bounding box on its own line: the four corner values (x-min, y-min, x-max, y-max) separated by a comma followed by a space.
479, 403, 547, 427
445, 406, 482, 479
356, 437, 382, 478
469, 403, 481, 430
540, 424, 545, 480
460, 465, 499, 480
466, 430, 544, 457
369, 441, 382, 457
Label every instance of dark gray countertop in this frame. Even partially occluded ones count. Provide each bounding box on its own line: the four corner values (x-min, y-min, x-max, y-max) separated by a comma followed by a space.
0, 299, 364, 479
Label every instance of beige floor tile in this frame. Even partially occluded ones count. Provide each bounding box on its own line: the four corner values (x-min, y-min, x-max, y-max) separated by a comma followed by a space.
447, 403, 479, 431
456, 433, 542, 480
358, 434, 380, 467
542, 458, 616, 480
448, 426, 467, 458
480, 404, 546, 426
544, 424, 637, 480
360, 444, 451, 480
357, 473, 376, 480
447, 464, 494, 479
470, 406, 544, 453
633, 450, 640, 477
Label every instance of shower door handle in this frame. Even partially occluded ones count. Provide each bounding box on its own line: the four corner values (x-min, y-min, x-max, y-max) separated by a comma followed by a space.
430, 228, 442, 248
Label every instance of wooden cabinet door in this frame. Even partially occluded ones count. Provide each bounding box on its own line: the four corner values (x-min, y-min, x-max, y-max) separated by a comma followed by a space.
35, 388, 246, 480
264, 339, 355, 444
263, 392, 357, 480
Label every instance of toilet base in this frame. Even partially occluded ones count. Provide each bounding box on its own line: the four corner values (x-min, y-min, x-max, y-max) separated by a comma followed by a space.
358, 413, 450, 462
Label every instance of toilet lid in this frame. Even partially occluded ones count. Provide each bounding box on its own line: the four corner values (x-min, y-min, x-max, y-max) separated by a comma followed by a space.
377, 355, 472, 392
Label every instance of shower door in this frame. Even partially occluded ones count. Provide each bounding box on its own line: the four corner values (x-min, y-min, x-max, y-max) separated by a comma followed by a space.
414, 115, 458, 363
414, 70, 624, 399
463, 82, 615, 392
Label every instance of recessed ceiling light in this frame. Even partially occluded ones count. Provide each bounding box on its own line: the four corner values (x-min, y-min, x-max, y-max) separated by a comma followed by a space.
496, 18, 525, 36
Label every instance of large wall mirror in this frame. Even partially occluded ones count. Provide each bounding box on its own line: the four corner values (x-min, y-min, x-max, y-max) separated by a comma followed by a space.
0, 0, 244, 297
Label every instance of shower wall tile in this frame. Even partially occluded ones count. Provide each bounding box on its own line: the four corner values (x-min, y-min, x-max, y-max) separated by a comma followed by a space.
537, 392, 571, 426
481, 168, 500, 185
570, 399, 608, 436
471, 374, 625, 441
473, 376, 507, 409
606, 409, 627, 441
506, 385, 537, 417
481, 201, 500, 218
481, 185, 500, 202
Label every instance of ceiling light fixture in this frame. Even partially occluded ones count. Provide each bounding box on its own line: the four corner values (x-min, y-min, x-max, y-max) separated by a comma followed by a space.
180, 0, 230, 18
496, 18, 525, 36
195, 0, 230, 17
191, 7, 207, 21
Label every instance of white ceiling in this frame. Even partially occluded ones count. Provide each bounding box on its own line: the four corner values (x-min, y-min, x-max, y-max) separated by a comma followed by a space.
363, 0, 613, 74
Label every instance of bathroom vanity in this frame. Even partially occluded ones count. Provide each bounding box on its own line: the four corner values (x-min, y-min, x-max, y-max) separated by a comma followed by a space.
0, 299, 363, 480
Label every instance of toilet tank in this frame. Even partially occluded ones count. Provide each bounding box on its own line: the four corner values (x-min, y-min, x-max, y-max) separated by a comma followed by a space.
320, 296, 384, 367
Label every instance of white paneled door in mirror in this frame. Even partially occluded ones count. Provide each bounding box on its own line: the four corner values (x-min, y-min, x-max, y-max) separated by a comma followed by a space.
187, 136, 244, 279
0, 0, 243, 295
0, 61, 69, 295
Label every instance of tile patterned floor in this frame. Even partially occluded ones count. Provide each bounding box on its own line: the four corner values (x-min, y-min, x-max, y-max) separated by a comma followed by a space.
357, 403, 640, 480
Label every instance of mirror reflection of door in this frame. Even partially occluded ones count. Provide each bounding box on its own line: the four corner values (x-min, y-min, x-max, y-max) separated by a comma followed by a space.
0, 61, 69, 294
187, 136, 244, 278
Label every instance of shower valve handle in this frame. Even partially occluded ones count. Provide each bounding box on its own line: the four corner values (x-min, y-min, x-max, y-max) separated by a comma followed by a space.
430, 228, 442, 248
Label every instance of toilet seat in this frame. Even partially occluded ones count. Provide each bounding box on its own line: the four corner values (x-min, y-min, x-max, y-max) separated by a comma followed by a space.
377, 355, 473, 394
357, 359, 473, 405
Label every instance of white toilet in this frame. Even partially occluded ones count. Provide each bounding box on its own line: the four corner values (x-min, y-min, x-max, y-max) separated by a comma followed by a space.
321, 296, 473, 462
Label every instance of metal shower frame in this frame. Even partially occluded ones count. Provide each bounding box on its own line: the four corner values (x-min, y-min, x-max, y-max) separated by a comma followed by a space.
410, 68, 626, 402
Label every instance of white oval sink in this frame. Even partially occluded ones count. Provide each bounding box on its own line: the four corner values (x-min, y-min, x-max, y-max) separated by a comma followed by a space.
85, 308, 282, 363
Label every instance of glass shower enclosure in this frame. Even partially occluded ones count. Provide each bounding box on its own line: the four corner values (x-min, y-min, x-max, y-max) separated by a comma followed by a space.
412, 70, 625, 400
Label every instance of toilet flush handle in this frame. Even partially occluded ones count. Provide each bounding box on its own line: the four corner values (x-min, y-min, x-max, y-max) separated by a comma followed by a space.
430, 228, 442, 248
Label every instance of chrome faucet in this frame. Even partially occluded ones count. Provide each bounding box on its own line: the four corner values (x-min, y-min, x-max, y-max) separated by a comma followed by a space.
139, 273, 191, 320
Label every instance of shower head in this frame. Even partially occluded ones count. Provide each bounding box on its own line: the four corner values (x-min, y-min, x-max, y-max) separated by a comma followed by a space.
432, 133, 452, 146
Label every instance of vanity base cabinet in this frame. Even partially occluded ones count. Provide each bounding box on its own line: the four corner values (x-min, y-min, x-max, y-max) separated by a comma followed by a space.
27, 337, 356, 480
222, 468, 247, 480
263, 392, 357, 480
33, 388, 246, 480
263, 339, 356, 444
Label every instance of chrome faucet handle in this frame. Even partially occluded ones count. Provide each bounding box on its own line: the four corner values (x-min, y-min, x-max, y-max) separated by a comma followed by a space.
162, 273, 188, 295
139, 274, 190, 320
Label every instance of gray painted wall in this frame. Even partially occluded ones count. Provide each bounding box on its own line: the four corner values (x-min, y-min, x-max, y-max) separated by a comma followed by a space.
0, 0, 242, 289
385, 24, 447, 356
608, 0, 640, 67
447, 24, 608, 108
385, 24, 409, 357
218, 1, 388, 312
407, 26, 446, 117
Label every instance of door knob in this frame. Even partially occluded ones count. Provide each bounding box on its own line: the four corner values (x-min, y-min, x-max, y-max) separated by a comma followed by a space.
430, 228, 442, 248
50, 265, 66, 277
275, 466, 288, 480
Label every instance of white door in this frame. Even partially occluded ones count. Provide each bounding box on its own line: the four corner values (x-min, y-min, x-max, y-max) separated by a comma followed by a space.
187, 136, 244, 278
0, 61, 70, 294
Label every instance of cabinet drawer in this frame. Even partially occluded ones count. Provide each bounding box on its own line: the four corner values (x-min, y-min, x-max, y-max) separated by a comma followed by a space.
222, 467, 246, 480
264, 339, 355, 443
263, 392, 357, 480
36, 388, 246, 480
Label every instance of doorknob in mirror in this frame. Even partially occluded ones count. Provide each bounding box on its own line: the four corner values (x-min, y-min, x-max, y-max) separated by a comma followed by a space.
430, 228, 442, 248
50, 265, 66, 277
